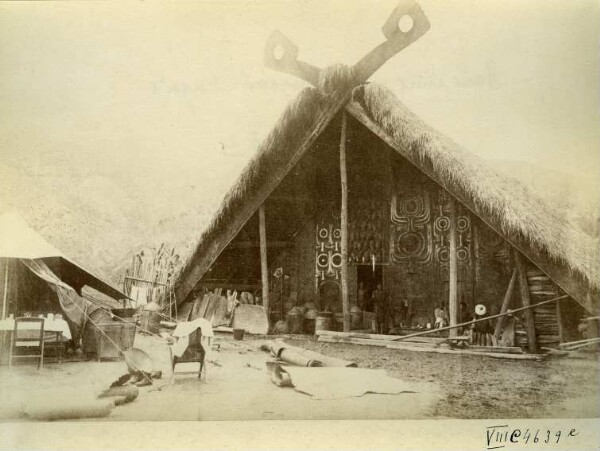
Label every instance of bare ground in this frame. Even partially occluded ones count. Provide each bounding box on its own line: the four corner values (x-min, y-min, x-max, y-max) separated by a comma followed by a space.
0, 334, 598, 421
284, 337, 600, 419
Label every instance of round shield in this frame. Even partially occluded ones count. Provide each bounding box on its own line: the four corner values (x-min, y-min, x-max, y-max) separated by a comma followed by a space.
475, 304, 487, 316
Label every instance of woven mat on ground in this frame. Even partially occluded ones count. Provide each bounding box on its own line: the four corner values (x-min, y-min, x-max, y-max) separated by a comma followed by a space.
282, 367, 415, 400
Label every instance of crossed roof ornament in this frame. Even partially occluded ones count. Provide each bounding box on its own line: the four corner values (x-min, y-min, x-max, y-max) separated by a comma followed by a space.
264, 0, 430, 89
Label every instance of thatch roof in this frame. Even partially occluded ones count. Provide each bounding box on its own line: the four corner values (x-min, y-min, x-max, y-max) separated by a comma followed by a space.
174, 80, 599, 312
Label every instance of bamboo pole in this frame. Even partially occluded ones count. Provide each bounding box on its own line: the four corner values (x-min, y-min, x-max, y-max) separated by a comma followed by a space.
494, 267, 517, 339
339, 111, 350, 332
515, 252, 539, 353
390, 294, 568, 343
448, 199, 458, 337
259, 204, 270, 324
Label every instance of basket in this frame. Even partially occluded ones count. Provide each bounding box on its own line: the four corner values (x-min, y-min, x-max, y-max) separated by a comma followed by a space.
95, 322, 137, 361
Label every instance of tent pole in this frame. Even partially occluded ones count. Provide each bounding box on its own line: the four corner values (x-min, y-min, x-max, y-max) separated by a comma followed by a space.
339, 111, 350, 332
2, 260, 8, 320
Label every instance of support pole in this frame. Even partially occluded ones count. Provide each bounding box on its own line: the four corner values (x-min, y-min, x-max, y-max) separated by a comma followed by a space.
259, 205, 270, 324
494, 267, 517, 339
339, 112, 350, 332
556, 297, 564, 343
515, 252, 539, 353
448, 199, 458, 337
2, 260, 8, 320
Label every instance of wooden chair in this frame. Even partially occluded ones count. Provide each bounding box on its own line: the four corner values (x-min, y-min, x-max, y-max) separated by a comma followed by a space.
9, 317, 45, 369
172, 329, 209, 380
43, 331, 66, 363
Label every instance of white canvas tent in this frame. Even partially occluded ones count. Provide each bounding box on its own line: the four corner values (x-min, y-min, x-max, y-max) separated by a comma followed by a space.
0, 211, 127, 338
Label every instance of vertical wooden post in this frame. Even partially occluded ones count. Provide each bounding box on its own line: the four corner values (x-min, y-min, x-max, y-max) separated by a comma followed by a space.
2, 260, 8, 320
339, 112, 350, 332
494, 267, 517, 339
514, 252, 539, 353
448, 198, 458, 337
259, 205, 270, 323
556, 297, 564, 343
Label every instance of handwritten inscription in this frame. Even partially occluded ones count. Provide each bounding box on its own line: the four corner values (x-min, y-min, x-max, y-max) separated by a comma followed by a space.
486, 424, 578, 449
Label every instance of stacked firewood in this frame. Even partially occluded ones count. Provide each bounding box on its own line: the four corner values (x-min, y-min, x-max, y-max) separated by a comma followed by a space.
516, 268, 560, 348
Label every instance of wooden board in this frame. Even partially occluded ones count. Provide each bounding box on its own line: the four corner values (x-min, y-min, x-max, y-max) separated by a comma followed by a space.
231, 305, 269, 335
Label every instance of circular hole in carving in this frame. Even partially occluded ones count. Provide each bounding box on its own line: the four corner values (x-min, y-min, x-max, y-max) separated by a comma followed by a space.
398, 15, 414, 33
273, 45, 286, 61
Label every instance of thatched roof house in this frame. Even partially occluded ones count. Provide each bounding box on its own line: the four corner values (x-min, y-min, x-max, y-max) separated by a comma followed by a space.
174, 74, 598, 315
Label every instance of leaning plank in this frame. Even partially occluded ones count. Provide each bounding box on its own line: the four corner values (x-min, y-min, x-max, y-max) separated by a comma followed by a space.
494, 267, 517, 338
386, 342, 544, 360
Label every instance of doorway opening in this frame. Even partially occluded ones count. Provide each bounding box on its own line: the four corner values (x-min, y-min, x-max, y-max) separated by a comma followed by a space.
356, 264, 383, 312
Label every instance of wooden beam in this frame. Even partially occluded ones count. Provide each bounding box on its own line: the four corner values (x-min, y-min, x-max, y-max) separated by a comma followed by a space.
494, 267, 517, 339
259, 205, 270, 320
346, 101, 598, 315
448, 198, 458, 338
339, 111, 350, 332
229, 241, 293, 249
198, 281, 262, 291
515, 251, 539, 353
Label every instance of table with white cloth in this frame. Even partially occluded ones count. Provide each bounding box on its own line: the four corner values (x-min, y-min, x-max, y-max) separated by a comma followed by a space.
0, 317, 72, 364
0, 317, 72, 340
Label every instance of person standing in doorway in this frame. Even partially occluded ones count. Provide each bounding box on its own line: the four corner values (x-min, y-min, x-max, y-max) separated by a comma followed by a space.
372, 284, 389, 334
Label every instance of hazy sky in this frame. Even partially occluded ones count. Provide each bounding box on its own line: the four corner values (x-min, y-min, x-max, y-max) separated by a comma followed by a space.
1, 0, 599, 223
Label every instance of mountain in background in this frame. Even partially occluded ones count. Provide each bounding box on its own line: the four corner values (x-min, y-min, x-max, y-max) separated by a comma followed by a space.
1, 159, 598, 289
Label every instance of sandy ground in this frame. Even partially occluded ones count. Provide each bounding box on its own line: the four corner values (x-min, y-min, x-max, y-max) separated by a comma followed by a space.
0, 333, 598, 421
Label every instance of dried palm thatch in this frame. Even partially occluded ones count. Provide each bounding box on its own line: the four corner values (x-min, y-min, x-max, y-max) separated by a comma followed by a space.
355, 83, 599, 290
175, 80, 599, 309
177, 87, 328, 285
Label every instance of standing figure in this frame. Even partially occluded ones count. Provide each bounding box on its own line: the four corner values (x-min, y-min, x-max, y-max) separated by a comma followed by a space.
357, 282, 366, 310
372, 284, 389, 334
